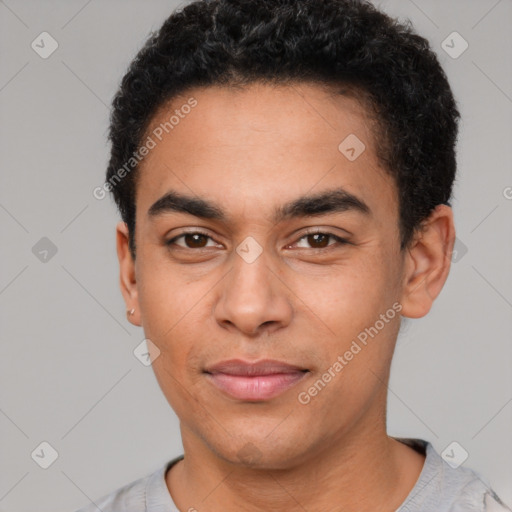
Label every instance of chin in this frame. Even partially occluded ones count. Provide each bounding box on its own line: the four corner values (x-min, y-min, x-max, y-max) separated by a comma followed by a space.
207, 433, 310, 470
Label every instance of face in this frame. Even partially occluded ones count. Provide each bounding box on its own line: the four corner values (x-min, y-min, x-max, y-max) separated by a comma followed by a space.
117, 82, 429, 469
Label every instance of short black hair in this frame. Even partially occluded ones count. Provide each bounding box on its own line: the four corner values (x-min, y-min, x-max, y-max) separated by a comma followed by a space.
106, 0, 460, 259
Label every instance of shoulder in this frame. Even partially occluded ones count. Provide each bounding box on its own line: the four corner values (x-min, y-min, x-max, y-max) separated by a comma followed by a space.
73, 456, 182, 512
73, 471, 150, 512
395, 438, 510, 512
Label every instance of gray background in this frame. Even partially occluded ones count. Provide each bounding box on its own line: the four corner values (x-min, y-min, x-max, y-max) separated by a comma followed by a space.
0, 0, 511, 510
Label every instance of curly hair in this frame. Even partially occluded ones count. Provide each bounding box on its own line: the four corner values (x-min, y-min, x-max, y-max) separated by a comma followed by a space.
105, 0, 460, 258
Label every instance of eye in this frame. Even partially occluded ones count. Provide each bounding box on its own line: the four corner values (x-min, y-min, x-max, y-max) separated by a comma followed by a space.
166, 231, 221, 249
290, 231, 350, 250
165, 229, 349, 252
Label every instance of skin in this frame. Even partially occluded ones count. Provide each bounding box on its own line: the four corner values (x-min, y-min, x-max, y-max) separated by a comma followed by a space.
116, 82, 455, 511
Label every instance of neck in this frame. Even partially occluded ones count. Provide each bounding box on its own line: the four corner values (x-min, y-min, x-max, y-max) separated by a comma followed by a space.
166, 414, 425, 511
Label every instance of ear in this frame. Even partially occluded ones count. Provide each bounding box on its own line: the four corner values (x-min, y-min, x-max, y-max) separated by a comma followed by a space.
399, 204, 456, 318
116, 221, 142, 327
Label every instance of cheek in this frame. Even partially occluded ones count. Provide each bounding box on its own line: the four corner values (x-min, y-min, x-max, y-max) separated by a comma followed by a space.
136, 259, 202, 334
306, 255, 397, 334
299, 250, 401, 386
294, 316, 399, 429
148, 328, 205, 422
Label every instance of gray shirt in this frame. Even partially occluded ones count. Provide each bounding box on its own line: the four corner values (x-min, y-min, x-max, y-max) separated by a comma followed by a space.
75, 438, 509, 512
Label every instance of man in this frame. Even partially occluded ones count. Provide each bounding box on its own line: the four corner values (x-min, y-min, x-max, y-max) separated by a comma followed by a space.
79, 0, 508, 510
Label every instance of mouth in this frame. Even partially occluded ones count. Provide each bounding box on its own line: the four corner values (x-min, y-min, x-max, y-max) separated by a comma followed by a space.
203, 359, 310, 401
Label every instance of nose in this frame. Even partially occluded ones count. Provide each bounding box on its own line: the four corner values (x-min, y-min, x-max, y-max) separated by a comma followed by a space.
213, 249, 293, 337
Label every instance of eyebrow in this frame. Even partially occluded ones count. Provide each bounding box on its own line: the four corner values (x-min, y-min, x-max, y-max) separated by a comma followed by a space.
147, 188, 371, 223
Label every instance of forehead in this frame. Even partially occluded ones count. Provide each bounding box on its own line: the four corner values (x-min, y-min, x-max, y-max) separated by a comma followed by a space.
136, 82, 397, 224
145, 81, 376, 151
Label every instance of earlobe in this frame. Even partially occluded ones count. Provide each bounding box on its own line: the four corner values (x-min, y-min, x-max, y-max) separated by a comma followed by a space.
399, 205, 456, 319
116, 221, 142, 326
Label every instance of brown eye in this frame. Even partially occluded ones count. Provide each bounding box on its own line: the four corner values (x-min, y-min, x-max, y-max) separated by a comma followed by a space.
166, 232, 218, 249
306, 233, 330, 248
292, 231, 349, 250
183, 233, 209, 248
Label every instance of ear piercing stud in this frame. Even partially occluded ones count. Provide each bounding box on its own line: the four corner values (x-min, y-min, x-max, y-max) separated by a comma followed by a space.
127, 308, 135, 316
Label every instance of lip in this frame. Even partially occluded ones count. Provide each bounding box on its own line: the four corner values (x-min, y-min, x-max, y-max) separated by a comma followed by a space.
205, 358, 307, 376
204, 359, 309, 401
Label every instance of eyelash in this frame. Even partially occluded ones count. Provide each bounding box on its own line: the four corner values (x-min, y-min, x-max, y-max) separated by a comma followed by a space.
165, 229, 350, 251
